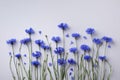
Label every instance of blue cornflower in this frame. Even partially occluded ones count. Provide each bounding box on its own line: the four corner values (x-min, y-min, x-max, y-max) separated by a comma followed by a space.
32, 51, 41, 59
80, 44, 90, 52
69, 47, 78, 53
54, 47, 64, 55
58, 23, 69, 30
57, 58, 66, 66
102, 36, 112, 43
31, 61, 40, 67
86, 28, 95, 35
25, 28, 35, 35
15, 53, 21, 59
93, 38, 103, 45
68, 58, 76, 65
35, 40, 45, 47
99, 56, 106, 61
20, 38, 31, 45
41, 44, 50, 50
72, 33, 80, 39
52, 36, 61, 43
7, 38, 16, 45
84, 55, 91, 61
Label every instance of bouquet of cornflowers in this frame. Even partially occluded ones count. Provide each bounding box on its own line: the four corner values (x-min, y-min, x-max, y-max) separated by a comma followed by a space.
7, 23, 113, 80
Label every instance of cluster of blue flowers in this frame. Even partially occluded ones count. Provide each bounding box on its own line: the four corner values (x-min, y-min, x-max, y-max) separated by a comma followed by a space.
6, 23, 113, 80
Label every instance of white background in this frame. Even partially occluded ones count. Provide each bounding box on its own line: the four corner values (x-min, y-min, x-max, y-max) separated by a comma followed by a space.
0, 0, 120, 80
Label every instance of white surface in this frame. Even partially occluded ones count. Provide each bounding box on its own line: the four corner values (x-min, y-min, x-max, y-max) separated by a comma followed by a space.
0, 0, 120, 80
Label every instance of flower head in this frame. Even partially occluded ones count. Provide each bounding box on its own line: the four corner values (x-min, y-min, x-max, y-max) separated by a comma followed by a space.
54, 47, 64, 55
86, 28, 95, 35
52, 36, 61, 43
80, 44, 90, 52
57, 58, 66, 66
7, 39, 16, 45
68, 58, 76, 65
84, 55, 91, 61
99, 56, 106, 61
32, 51, 41, 59
102, 36, 112, 43
72, 33, 80, 39
15, 53, 21, 59
41, 44, 50, 50
25, 28, 35, 35
93, 38, 103, 46
35, 40, 45, 47
69, 47, 78, 53
20, 38, 31, 45
58, 23, 69, 30
31, 61, 40, 67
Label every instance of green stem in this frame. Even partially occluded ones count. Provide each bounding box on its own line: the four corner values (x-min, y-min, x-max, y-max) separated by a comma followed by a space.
34, 67, 37, 80
9, 56, 16, 80
62, 30, 65, 58
19, 59, 24, 80
38, 47, 41, 80
45, 36, 57, 80
21, 58, 29, 79
12, 45, 20, 80
26, 45, 32, 80
29, 35, 33, 80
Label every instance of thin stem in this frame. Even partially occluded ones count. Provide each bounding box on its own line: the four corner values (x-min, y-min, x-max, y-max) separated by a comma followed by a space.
9, 56, 16, 80
45, 36, 57, 80
12, 45, 20, 80
21, 58, 29, 79
62, 30, 65, 58
104, 42, 107, 56
29, 35, 33, 80
26, 45, 32, 80
38, 47, 42, 80
19, 59, 24, 80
